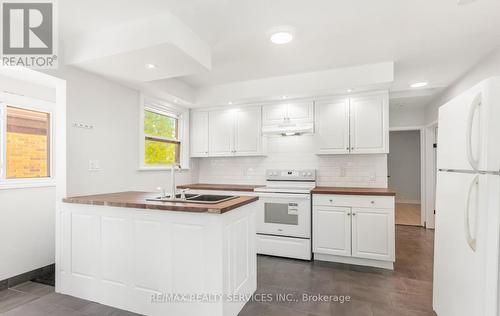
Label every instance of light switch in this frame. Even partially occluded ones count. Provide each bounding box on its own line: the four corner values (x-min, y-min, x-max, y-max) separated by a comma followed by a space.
89, 160, 101, 171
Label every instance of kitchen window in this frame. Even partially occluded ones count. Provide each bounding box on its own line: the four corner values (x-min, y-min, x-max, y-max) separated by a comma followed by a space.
140, 96, 189, 169
0, 94, 54, 188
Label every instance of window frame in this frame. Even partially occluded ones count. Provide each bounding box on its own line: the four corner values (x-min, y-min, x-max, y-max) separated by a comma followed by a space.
139, 94, 190, 170
0, 92, 55, 189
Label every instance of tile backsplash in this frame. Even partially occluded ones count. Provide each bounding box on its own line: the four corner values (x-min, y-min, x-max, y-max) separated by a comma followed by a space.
196, 136, 388, 188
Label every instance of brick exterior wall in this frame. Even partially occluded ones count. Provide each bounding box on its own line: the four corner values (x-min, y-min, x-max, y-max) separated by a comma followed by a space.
6, 132, 49, 178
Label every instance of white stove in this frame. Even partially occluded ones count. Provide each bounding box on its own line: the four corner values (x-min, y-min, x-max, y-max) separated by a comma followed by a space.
254, 169, 316, 260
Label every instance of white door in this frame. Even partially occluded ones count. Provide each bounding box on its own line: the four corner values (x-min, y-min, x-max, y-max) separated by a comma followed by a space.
351, 207, 394, 261
262, 104, 287, 125
286, 102, 313, 122
208, 110, 234, 156
313, 206, 351, 257
190, 111, 209, 157
350, 94, 389, 154
234, 107, 262, 156
316, 99, 350, 154
433, 171, 493, 316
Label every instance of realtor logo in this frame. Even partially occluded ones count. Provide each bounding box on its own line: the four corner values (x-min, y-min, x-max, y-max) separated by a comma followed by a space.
1, 1, 58, 68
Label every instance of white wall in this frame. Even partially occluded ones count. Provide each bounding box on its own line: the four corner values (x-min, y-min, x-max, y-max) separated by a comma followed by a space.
197, 136, 388, 188
425, 46, 500, 123
389, 106, 426, 128
47, 66, 197, 196
0, 78, 57, 281
388, 131, 421, 203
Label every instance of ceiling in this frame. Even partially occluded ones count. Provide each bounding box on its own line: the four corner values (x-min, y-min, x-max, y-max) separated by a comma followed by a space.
59, 0, 500, 106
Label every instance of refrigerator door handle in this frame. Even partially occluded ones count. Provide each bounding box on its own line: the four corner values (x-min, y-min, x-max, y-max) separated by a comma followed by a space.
464, 174, 479, 252
466, 93, 482, 171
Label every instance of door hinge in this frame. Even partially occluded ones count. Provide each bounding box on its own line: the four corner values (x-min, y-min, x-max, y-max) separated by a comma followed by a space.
433, 209, 436, 214
433, 143, 437, 148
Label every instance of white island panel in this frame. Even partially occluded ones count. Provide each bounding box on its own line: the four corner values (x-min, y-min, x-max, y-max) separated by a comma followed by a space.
57, 202, 257, 316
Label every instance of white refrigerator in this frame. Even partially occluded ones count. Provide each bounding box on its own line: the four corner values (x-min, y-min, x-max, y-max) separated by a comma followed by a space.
433, 77, 500, 316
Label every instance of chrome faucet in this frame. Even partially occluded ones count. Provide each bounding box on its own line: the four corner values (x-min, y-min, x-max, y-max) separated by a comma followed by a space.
169, 163, 181, 200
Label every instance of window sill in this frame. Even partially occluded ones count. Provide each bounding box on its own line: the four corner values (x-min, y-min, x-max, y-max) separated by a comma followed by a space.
0, 179, 56, 190
138, 166, 190, 172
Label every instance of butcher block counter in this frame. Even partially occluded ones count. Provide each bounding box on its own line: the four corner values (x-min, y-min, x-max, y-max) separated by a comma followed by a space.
63, 191, 258, 214
58, 191, 258, 316
312, 186, 396, 196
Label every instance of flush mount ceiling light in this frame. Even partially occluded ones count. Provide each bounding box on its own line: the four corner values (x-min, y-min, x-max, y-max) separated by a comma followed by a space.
145, 63, 156, 69
270, 32, 293, 44
410, 81, 428, 88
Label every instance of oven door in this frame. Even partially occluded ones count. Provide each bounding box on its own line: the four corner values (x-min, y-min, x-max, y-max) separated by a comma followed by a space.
256, 192, 311, 238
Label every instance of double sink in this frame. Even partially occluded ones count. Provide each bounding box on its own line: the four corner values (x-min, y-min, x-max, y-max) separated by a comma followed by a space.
147, 194, 238, 204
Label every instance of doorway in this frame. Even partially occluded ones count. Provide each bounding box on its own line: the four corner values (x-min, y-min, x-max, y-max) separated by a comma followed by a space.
388, 130, 422, 226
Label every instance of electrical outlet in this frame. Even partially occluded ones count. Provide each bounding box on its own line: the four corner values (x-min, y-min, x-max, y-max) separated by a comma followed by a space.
88, 160, 101, 171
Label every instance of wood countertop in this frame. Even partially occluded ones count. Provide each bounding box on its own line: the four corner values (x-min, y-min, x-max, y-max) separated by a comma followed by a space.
177, 183, 263, 192
312, 187, 396, 196
63, 191, 259, 214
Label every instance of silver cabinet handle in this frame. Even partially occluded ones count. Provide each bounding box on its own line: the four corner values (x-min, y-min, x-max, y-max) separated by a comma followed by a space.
352, 213, 357, 216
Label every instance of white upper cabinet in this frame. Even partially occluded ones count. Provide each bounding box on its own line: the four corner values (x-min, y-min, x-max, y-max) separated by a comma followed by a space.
234, 106, 262, 155
262, 102, 313, 125
350, 94, 389, 154
192, 106, 264, 157
316, 92, 389, 155
190, 111, 209, 157
208, 109, 234, 156
316, 98, 350, 154
262, 103, 287, 125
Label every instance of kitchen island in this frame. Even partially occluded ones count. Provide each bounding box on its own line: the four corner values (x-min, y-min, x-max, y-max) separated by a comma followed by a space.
57, 192, 259, 316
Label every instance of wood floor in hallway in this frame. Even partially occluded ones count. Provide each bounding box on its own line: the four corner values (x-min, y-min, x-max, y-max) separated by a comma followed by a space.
395, 203, 422, 226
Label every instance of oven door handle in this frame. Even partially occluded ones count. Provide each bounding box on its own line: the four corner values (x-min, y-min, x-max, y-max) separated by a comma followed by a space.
255, 192, 311, 200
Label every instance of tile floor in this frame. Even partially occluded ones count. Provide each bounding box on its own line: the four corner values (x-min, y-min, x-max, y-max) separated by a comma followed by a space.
0, 226, 435, 316
395, 203, 422, 226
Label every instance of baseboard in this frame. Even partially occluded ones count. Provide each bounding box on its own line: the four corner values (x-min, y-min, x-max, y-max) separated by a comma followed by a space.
314, 253, 394, 270
0, 264, 54, 289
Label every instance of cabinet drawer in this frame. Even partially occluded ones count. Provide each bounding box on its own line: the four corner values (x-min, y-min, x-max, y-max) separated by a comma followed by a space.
313, 194, 394, 209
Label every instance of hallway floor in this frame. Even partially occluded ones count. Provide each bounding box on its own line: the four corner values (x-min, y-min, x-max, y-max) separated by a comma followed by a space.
395, 203, 422, 226
0, 226, 435, 316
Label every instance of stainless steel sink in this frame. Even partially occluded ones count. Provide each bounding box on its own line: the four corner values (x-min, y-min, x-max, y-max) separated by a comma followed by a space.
147, 194, 238, 204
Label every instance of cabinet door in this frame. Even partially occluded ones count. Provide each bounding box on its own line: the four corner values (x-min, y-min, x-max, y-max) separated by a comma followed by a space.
208, 110, 234, 156
190, 111, 209, 157
316, 99, 350, 154
286, 102, 314, 122
350, 94, 389, 154
351, 207, 394, 261
262, 104, 287, 125
234, 106, 262, 155
313, 206, 351, 257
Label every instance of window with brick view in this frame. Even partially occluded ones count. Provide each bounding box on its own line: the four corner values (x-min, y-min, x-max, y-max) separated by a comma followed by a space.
6, 106, 50, 179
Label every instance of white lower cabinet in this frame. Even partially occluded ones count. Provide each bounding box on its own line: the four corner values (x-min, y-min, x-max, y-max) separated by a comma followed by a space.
313, 206, 351, 257
313, 194, 395, 269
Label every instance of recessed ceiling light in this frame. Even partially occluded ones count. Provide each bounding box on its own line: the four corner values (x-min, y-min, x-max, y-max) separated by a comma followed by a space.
410, 82, 428, 88
145, 63, 156, 69
347, 89, 353, 93
173, 99, 178, 103
228, 101, 233, 105
270, 31, 293, 44
281, 95, 287, 99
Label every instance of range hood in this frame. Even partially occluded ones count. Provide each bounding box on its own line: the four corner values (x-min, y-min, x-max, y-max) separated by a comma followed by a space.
262, 122, 314, 136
